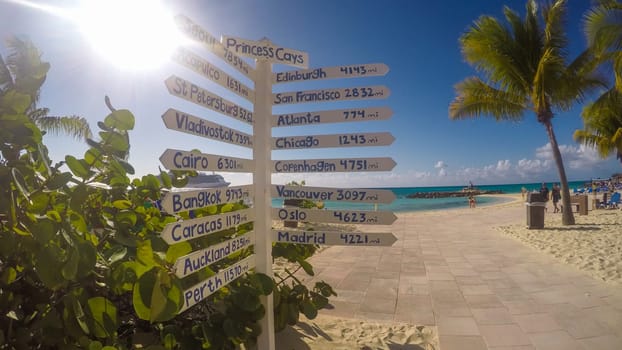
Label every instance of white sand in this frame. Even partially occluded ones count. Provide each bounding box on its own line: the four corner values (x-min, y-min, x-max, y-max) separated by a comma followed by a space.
498, 205, 622, 284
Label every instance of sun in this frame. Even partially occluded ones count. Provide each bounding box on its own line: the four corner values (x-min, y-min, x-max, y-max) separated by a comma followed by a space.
74, 0, 182, 70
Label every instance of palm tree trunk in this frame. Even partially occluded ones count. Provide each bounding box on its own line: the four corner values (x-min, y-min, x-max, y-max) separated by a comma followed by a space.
544, 120, 575, 225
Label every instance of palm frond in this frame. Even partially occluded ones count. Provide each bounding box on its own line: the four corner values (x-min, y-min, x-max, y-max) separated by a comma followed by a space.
0, 55, 14, 91
449, 77, 527, 120
35, 115, 93, 140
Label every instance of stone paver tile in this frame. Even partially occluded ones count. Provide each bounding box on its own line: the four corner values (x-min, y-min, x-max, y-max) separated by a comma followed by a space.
321, 301, 359, 318
354, 311, 394, 321
396, 294, 433, 311
529, 289, 571, 305
394, 309, 435, 325
472, 307, 515, 325
502, 300, 545, 315
439, 335, 487, 350
437, 317, 480, 336
479, 324, 531, 347
366, 278, 398, 297
434, 303, 473, 317
360, 295, 396, 314
578, 334, 622, 350
581, 306, 622, 337
430, 280, 460, 291
456, 276, 486, 285
552, 312, 613, 339
528, 330, 584, 350
337, 277, 370, 291
464, 294, 505, 308
461, 284, 494, 296
488, 347, 534, 350
428, 272, 455, 281
331, 290, 365, 304
513, 313, 562, 333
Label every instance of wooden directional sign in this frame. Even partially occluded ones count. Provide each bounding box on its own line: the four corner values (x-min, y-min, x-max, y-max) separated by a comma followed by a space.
272, 132, 394, 150
271, 185, 396, 204
162, 108, 253, 148
173, 47, 254, 102
161, 208, 254, 244
221, 36, 309, 69
180, 255, 255, 313
174, 232, 255, 278
160, 185, 253, 214
272, 107, 393, 127
273, 229, 397, 247
165, 75, 254, 125
272, 207, 397, 225
272, 63, 389, 84
160, 149, 254, 173
273, 157, 396, 173
175, 15, 254, 79
273, 86, 389, 105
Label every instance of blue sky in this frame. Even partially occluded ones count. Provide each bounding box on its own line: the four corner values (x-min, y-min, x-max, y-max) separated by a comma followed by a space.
1, 0, 620, 188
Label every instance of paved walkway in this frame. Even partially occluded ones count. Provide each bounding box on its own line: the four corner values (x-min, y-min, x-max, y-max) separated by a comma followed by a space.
304, 204, 622, 350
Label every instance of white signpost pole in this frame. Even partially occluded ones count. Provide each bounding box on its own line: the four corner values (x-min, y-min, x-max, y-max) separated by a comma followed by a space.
254, 59, 275, 349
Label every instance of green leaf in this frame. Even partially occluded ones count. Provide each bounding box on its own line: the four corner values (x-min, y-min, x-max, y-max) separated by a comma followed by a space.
69, 211, 88, 234
117, 159, 135, 175
47, 172, 73, 190
297, 258, 314, 276
2, 90, 31, 113
106, 245, 127, 265
88, 341, 102, 350
115, 210, 137, 226
112, 200, 132, 209
72, 297, 90, 334
301, 299, 318, 319
99, 131, 129, 153
163, 333, 176, 350
28, 191, 50, 213
84, 148, 103, 167
133, 267, 157, 321
35, 246, 66, 289
46, 210, 61, 223
104, 109, 135, 131
76, 241, 97, 278
65, 155, 90, 179
86, 297, 118, 338
61, 246, 80, 280
287, 302, 299, 325
11, 167, 30, 202
159, 171, 172, 188
250, 273, 274, 295
1, 267, 17, 284
165, 242, 192, 264
136, 240, 158, 268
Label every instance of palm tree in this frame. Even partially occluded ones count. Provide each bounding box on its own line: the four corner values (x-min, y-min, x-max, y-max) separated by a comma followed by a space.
574, 90, 622, 163
574, 0, 622, 164
0, 36, 92, 140
449, 0, 605, 225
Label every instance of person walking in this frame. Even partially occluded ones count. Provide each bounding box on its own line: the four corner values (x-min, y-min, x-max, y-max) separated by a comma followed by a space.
552, 183, 561, 213
540, 183, 550, 212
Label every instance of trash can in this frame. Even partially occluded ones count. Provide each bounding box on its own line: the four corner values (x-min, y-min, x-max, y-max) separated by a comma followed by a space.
526, 192, 545, 229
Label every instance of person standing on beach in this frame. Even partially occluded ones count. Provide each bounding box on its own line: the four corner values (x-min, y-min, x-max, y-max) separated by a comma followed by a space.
521, 186, 527, 200
540, 183, 549, 212
552, 183, 561, 213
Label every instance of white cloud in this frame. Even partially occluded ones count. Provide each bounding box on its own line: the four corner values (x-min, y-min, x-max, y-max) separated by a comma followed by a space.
434, 161, 446, 169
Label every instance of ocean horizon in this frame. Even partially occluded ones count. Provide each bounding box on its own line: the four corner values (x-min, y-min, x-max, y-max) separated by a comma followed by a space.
273, 180, 589, 213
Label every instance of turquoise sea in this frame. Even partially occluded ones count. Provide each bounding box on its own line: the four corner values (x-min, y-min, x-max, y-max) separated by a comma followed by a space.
272, 180, 588, 213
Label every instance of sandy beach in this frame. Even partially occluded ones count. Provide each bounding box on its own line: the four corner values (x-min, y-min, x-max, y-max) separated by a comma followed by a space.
274, 195, 622, 349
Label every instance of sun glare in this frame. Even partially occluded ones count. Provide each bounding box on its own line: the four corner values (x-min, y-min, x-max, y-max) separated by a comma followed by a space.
73, 0, 182, 70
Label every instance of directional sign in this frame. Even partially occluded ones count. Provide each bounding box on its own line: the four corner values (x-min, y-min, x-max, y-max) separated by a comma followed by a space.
221, 36, 309, 69
273, 86, 389, 105
174, 232, 255, 278
272, 107, 393, 127
162, 109, 253, 148
161, 208, 254, 244
165, 76, 254, 125
160, 185, 253, 214
273, 229, 397, 247
272, 63, 389, 84
273, 157, 396, 173
173, 47, 254, 102
271, 185, 396, 204
175, 15, 254, 79
160, 149, 254, 173
272, 132, 394, 150
180, 255, 255, 313
272, 207, 397, 225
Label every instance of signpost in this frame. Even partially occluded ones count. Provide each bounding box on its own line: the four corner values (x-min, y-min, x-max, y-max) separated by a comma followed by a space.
272, 132, 394, 150
271, 185, 396, 204
273, 157, 396, 173
273, 85, 390, 105
160, 209, 254, 244
272, 107, 393, 127
160, 149, 254, 172
165, 75, 254, 125
272, 207, 397, 225
221, 36, 309, 69
173, 232, 255, 278
272, 63, 389, 83
160, 185, 253, 214
162, 108, 253, 148
179, 255, 255, 313
173, 47, 254, 102
273, 229, 397, 246
162, 16, 396, 350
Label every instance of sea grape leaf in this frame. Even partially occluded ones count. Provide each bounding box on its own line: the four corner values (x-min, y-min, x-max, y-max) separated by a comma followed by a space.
104, 109, 135, 131
65, 155, 90, 179
86, 297, 118, 338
